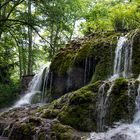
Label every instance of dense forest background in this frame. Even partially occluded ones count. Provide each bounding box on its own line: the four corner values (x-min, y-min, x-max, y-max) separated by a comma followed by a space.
0, 0, 140, 108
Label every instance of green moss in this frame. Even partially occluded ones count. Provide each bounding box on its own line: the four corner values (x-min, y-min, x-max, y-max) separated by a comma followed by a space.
20, 123, 34, 135
112, 77, 128, 95
51, 122, 80, 140
69, 90, 94, 105
89, 33, 120, 81
109, 77, 129, 124
58, 90, 97, 131
75, 42, 91, 62
38, 132, 46, 140
39, 82, 100, 131
41, 109, 59, 119
50, 49, 77, 74
50, 32, 120, 80
19, 117, 42, 135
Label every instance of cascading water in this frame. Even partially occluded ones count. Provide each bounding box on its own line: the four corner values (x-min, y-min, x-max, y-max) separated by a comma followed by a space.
97, 82, 107, 132
88, 79, 140, 140
97, 82, 114, 132
14, 62, 50, 107
110, 35, 132, 80
87, 34, 140, 140
93, 35, 136, 136
113, 36, 127, 77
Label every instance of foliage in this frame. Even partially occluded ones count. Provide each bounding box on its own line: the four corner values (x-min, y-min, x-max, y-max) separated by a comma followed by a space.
82, 0, 140, 34
0, 82, 19, 108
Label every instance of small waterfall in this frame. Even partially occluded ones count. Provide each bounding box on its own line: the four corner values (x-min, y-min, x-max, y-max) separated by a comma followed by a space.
123, 40, 133, 78
127, 80, 136, 121
95, 35, 134, 134
14, 62, 50, 107
113, 36, 127, 76
97, 82, 113, 132
88, 79, 140, 140
97, 82, 107, 132
133, 81, 140, 124
110, 35, 132, 80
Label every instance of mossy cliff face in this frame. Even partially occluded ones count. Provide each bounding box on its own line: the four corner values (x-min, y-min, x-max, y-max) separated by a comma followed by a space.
107, 78, 138, 126
1, 30, 140, 139
41, 78, 137, 132
41, 81, 101, 132
45, 29, 140, 102
46, 32, 120, 101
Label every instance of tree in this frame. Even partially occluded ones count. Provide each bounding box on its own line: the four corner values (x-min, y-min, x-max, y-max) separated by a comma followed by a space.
27, 0, 33, 75
37, 0, 92, 58
82, 0, 140, 34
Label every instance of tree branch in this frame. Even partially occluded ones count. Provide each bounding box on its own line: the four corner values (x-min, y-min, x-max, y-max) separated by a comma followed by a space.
3, 19, 54, 50
6, 0, 25, 20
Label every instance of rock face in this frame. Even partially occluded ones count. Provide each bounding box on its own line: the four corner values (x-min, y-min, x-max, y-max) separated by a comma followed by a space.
45, 29, 140, 102
20, 75, 34, 94
46, 32, 120, 101
0, 106, 81, 140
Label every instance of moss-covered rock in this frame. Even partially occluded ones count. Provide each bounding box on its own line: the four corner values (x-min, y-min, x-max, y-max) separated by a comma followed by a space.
44, 29, 140, 103
46, 32, 120, 102
51, 122, 80, 140
107, 78, 137, 125
40, 81, 102, 131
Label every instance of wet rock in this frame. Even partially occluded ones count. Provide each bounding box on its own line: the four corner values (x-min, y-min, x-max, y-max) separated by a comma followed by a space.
0, 105, 81, 140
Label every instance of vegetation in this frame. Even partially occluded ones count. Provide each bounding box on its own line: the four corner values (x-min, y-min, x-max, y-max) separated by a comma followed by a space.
82, 0, 140, 34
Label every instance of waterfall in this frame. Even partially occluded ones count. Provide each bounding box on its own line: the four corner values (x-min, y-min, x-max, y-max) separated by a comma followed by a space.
133, 80, 140, 124
127, 80, 136, 121
97, 82, 114, 132
110, 35, 132, 80
97, 82, 107, 132
88, 79, 140, 140
113, 36, 127, 76
14, 62, 50, 107
96, 35, 133, 131
96, 36, 129, 131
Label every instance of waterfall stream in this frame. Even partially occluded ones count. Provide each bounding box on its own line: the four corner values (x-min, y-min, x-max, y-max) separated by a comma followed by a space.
110, 36, 132, 80
14, 62, 50, 107
88, 79, 140, 140
88, 35, 140, 139
113, 36, 127, 77
97, 82, 114, 132
96, 35, 133, 132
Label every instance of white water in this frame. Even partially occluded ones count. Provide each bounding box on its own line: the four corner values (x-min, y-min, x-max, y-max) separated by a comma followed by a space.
110, 36, 132, 81
14, 62, 50, 107
88, 79, 140, 140
113, 36, 127, 76
97, 82, 107, 132
97, 82, 114, 132
96, 36, 131, 132
87, 35, 140, 139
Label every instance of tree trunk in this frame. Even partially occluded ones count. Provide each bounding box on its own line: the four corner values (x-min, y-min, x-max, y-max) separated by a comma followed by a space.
27, 0, 33, 75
